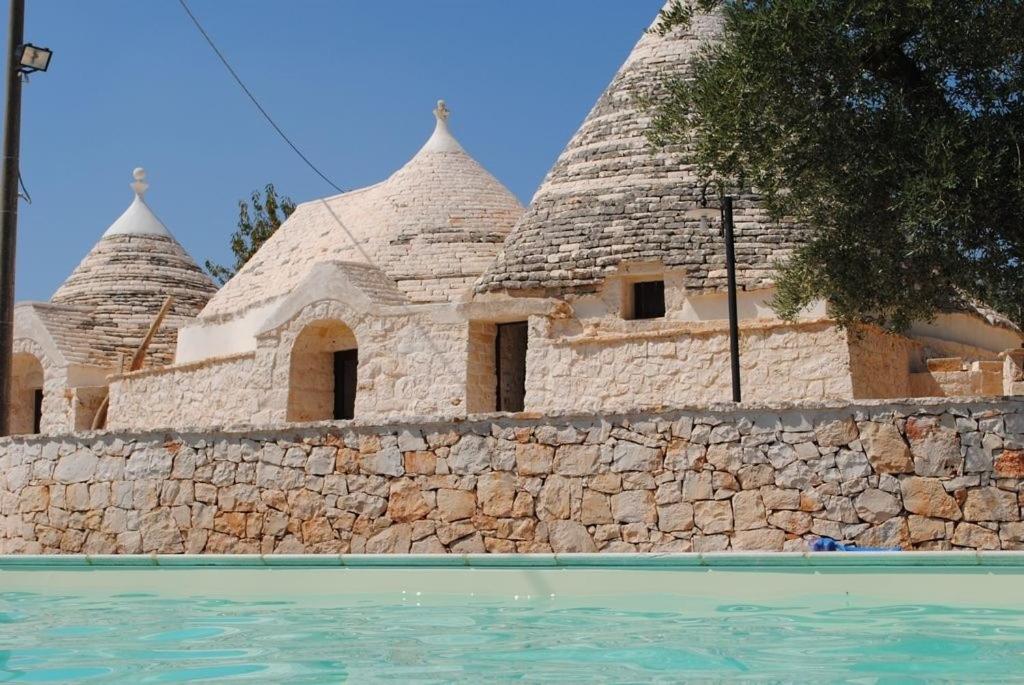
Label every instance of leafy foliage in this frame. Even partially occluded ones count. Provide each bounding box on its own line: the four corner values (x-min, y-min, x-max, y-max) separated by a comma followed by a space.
206, 183, 296, 286
648, 0, 1024, 330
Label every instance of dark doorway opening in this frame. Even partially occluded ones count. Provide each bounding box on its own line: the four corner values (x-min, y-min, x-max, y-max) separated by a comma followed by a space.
333, 349, 358, 420
632, 280, 666, 319
495, 321, 528, 412
32, 389, 43, 434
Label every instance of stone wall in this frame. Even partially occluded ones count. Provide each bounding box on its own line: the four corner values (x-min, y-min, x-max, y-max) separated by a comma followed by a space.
2, 399, 1023, 554
108, 299, 471, 432
526, 318, 857, 412
108, 354, 260, 432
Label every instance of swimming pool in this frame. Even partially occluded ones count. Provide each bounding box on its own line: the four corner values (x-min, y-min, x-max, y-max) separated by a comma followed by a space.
2, 553, 1023, 682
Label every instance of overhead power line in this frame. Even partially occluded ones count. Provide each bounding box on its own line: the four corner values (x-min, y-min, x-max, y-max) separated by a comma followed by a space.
176, 0, 344, 193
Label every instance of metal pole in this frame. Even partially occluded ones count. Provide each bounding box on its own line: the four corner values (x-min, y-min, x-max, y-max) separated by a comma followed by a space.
0, 0, 23, 435
722, 196, 741, 403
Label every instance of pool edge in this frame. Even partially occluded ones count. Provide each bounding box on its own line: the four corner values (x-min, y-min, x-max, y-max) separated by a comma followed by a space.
0, 551, 1021, 570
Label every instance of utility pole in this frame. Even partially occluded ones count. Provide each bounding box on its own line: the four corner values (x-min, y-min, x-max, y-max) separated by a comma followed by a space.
684, 194, 743, 403
0, 0, 25, 435
722, 196, 741, 403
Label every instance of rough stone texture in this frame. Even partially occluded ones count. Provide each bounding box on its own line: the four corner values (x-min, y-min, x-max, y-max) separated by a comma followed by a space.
50, 233, 216, 368
859, 422, 914, 474
2, 399, 1023, 554
476, 10, 805, 295
901, 477, 963, 521
204, 112, 523, 315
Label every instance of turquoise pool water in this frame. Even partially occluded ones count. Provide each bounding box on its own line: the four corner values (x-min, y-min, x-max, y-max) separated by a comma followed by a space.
1, 554, 1023, 682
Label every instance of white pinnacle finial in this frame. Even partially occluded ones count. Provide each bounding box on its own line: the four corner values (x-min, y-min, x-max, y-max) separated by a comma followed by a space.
434, 99, 450, 123
418, 99, 463, 154
131, 167, 148, 198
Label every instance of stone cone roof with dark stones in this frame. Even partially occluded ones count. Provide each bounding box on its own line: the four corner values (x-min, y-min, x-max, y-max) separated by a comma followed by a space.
476, 6, 807, 295
47, 172, 217, 367
51, 232, 216, 367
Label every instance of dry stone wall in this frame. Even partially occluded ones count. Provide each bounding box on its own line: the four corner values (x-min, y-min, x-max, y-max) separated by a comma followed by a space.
527, 319, 857, 412
2, 399, 1023, 554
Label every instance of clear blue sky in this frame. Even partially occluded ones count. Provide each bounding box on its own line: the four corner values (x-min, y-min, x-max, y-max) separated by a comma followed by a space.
15, 0, 664, 301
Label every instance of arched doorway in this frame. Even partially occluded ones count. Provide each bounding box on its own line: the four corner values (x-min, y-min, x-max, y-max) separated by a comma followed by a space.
287, 320, 358, 422
10, 353, 44, 434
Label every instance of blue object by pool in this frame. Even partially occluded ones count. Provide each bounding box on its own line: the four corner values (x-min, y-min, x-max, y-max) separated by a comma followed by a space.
810, 536, 902, 552
0, 553, 1021, 682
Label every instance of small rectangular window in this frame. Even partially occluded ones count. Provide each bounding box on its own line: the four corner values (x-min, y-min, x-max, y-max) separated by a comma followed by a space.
631, 281, 666, 320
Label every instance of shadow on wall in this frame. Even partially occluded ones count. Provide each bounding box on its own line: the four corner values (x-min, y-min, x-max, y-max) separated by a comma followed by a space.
287, 319, 358, 422
10, 352, 43, 435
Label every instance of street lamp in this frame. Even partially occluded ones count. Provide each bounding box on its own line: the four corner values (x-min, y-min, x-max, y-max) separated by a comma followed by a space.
18, 43, 51, 73
0, 0, 51, 435
685, 196, 741, 403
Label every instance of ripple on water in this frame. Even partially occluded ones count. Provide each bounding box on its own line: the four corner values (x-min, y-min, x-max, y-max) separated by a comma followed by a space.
1, 588, 1024, 681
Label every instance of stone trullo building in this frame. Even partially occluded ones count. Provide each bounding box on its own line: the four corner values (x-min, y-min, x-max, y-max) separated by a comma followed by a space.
10, 168, 217, 434
15, 3, 1024, 436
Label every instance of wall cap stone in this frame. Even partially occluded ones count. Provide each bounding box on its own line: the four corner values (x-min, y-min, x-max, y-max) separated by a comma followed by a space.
3, 396, 1022, 444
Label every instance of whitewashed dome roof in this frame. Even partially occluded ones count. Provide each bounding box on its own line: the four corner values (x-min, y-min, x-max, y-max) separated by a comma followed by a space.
50, 168, 217, 366
200, 101, 523, 319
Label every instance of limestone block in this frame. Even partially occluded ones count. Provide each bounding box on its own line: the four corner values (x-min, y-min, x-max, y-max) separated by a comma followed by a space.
537, 476, 572, 521
694, 500, 733, 535
655, 481, 681, 505
611, 442, 661, 472
859, 422, 914, 474
515, 444, 554, 476
553, 445, 600, 476
139, 509, 184, 553
732, 491, 767, 531
951, 522, 1000, 549
19, 485, 48, 513
366, 524, 411, 554
776, 461, 816, 490
995, 450, 1024, 478
436, 489, 475, 522
908, 515, 946, 543
448, 435, 492, 475
386, 480, 431, 523
656, 502, 694, 532
905, 416, 962, 477
760, 487, 800, 511
815, 417, 859, 448
855, 518, 910, 549
54, 450, 99, 484
676, 472, 710, 502
768, 510, 812, 535
306, 447, 337, 475
853, 488, 901, 523
611, 490, 656, 525
900, 477, 962, 521
360, 447, 403, 477
547, 520, 596, 553
732, 528, 785, 551
737, 464, 775, 490
962, 487, 1018, 522
397, 430, 428, 452
706, 443, 742, 472
477, 473, 515, 518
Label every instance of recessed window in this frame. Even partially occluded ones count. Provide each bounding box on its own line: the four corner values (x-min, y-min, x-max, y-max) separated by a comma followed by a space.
287, 320, 358, 422
629, 280, 666, 320
495, 321, 528, 412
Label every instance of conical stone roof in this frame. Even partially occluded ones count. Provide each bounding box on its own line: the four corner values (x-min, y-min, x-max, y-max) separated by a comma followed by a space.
476, 5, 806, 294
201, 101, 523, 319
50, 168, 217, 366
